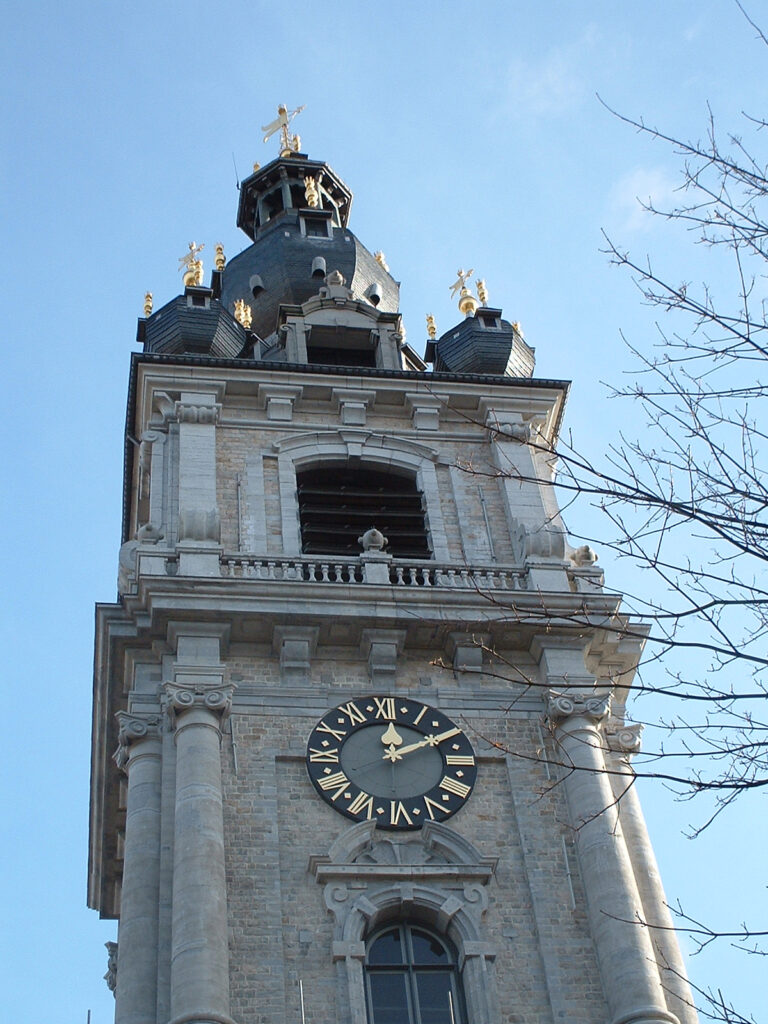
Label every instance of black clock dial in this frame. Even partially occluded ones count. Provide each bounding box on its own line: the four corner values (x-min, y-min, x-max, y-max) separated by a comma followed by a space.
306, 696, 477, 830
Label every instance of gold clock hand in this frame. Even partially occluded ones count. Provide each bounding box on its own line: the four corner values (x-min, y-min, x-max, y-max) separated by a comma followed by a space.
382, 726, 461, 762
381, 721, 404, 747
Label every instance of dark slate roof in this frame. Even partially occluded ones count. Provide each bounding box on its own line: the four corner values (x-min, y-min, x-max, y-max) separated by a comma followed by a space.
219, 216, 399, 341
434, 310, 536, 377
140, 291, 245, 359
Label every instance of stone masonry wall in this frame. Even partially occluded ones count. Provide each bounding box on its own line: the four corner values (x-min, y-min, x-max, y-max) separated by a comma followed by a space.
221, 647, 608, 1024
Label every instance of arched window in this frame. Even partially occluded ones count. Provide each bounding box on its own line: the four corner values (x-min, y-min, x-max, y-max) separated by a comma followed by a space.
365, 922, 465, 1024
297, 465, 431, 558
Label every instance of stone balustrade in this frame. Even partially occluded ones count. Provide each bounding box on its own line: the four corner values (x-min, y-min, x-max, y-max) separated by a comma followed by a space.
219, 554, 530, 589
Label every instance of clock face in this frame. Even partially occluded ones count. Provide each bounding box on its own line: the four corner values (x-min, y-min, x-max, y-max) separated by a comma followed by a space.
306, 696, 477, 830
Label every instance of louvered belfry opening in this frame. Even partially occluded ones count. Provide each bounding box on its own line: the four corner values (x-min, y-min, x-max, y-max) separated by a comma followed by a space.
297, 464, 431, 558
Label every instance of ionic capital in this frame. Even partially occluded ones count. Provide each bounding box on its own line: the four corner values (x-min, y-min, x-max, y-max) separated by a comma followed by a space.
605, 721, 643, 758
113, 711, 162, 772
174, 400, 221, 424
162, 680, 235, 724
546, 690, 610, 725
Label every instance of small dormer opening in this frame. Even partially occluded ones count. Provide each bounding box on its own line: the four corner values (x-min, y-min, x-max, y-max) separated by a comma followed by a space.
263, 186, 285, 222
301, 214, 332, 238
306, 326, 377, 368
297, 464, 430, 558
290, 183, 306, 209
479, 313, 500, 328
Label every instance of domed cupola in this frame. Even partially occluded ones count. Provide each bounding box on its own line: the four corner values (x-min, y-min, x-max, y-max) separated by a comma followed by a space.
220, 146, 400, 346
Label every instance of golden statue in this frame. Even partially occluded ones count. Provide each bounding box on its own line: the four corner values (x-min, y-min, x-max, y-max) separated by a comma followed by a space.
144, 292, 153, 317
179, 242, 205, 286
426, 314, 437, 340
449, 269, 478, 316
374, 251, 389, 271
476, 278, 489, 306
234, 299, 253, 329
261, 104, 305, 156
304, 175, 319, 208
215, 243, 226, 271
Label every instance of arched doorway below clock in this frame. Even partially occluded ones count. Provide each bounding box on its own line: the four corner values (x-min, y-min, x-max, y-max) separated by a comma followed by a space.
364, 921, 466, 1024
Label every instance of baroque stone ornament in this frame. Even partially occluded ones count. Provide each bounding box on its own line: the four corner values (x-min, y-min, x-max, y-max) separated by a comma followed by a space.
113, 711, 162, 772
546, 690, 611, 723
104, 940, 118, 995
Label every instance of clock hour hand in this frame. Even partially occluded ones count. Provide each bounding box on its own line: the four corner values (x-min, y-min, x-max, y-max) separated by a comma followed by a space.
382, 726, 461, 762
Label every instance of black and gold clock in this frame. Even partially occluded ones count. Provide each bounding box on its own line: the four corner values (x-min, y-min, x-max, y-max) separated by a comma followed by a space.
306, 696, 477, 830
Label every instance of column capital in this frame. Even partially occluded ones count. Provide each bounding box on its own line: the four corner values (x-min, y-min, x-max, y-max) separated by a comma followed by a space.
162, 680, 235, 722
113, 710, 162, 772
605, 721, 643, 758
546, 690, 611, 724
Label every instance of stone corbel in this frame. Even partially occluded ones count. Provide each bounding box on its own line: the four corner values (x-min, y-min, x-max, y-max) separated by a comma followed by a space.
273, 625, 319, 683
446, 632, 489, 675
113, 710, 162, 772
332, 387, 374, 426
404, 392, 442, 431
258, 383, 303, 422
360, 629, 406, 686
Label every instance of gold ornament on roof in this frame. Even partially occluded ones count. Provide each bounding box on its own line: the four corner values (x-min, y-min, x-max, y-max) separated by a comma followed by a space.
512, 321, 524, 337
426, 314, 437, 339
234, 299, 252, 329
261, 103, 305, 157
253, 162, 261, 173
304, 175, 319, 208
179, 242, 205, 286
215, 243, 226, 271
449, 268, 478, 317
476, 278, 489, 306
374, 251, 389, 271
144, 292, 153, 317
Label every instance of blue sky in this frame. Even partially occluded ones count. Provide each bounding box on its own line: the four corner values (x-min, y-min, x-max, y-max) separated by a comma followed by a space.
2, 2, 767, 1020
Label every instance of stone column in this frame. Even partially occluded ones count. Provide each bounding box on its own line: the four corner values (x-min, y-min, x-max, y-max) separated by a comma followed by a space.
113, 711, 163, 1024
164, 629, 235, 1024
607, 726, 698, 1024
546, 686, 679, 1024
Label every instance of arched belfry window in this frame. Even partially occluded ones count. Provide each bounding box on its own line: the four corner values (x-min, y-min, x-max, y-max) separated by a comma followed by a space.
365, 923, 465, 1024
297, 465, 431, 558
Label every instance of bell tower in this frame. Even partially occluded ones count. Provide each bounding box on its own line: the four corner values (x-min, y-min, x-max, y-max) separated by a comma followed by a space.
89, 116, 698, 1024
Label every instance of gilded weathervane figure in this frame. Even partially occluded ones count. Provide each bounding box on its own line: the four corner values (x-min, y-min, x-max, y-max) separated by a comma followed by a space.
449, 268, 479, 316
178, 242, 205, 286
262, 103, 305, 156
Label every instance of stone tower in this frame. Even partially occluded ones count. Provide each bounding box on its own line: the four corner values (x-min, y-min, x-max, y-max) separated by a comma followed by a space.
89, 137, 697, 1024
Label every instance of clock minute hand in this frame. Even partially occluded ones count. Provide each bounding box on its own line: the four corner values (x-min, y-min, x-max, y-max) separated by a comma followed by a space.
382, 726, 461, 762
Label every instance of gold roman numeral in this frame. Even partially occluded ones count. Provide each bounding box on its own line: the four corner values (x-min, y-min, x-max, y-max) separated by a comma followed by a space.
413, 704, 428, 725
390, 800, 413, 826
347, 790, 375, 819
308, 747, 340, 763
338, 701, 367, 725
445, 755, 475, 766
439, 776, 471, 798
316, 721, 347, 742
373, 697, 396, 720
423, 796, 445, 820
317, 771, 349, 800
